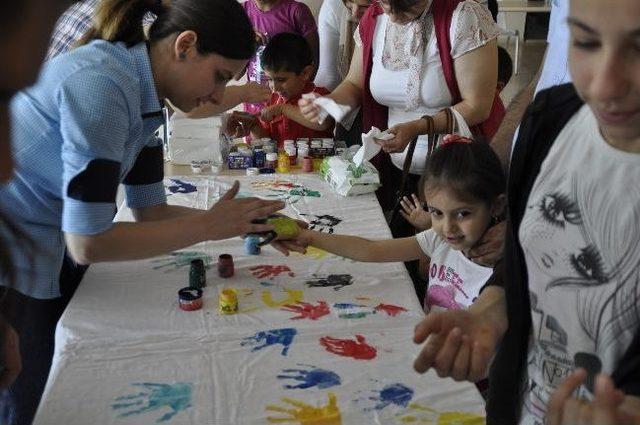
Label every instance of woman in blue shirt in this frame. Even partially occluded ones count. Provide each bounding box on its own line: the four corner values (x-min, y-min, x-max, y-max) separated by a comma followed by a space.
0, 0, 287, 423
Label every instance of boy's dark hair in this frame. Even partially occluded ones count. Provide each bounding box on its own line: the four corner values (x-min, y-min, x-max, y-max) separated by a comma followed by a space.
420, 141, 506, 206
261, 32, 314, 74
498, 46, 513, 88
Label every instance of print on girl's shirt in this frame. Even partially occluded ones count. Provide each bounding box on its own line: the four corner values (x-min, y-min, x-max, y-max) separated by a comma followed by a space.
426, 263, 471, 311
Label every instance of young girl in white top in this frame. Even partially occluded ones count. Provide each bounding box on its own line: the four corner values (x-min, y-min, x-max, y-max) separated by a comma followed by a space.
295, 137, 506, 311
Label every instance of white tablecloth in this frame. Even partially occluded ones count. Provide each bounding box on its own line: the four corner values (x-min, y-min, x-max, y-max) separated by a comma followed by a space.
34, 174, 486, 425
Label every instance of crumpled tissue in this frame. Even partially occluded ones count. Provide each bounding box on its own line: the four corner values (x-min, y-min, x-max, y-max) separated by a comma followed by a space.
352, 127, 394, 167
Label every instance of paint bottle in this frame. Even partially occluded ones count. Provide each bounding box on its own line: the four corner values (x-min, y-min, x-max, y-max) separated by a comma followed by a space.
219, 288, 238, 314
265, 152, 277, 170
285, 146, 297, 167
254, 148, 266, 168
277, 151, 290, 173
218, 254, 234, 278
312, 157, 324, 172
189, 259, 206, 289
244, 236, 261, 255
302, 156, 314, 173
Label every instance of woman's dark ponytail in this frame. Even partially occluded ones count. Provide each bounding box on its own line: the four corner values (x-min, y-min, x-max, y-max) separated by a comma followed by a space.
79, 0, 255, 60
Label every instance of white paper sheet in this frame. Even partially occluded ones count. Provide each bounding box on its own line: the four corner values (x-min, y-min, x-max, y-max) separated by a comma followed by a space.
35, 174, 486, 425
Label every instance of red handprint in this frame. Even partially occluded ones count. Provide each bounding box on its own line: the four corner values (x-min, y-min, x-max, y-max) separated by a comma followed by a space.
374, 303, 408, 317
250, 265, 295, 280
281, 301, 330, 321
319, 334, 377, 360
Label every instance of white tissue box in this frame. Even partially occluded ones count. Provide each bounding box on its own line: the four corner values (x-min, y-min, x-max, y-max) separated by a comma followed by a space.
321, 156, 380, 197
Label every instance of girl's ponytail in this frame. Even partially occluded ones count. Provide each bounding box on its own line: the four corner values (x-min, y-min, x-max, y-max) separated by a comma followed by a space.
78, 0, 255, 61
78, 0, 164, 47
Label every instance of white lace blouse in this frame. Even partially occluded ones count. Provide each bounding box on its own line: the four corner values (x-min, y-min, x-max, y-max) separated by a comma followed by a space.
356, 0, 499, 174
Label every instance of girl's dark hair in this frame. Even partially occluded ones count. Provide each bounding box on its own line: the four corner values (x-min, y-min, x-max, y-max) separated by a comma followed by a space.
79, 0, 255, 60
261, 33, 314, 75
420, 141, 506, 206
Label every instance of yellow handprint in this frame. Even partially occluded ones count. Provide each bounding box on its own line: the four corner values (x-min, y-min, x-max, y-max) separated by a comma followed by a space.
292, 246, 329, 260
397, 402, 484, 424
261, 289, 304, 308
266, 392, 342, 425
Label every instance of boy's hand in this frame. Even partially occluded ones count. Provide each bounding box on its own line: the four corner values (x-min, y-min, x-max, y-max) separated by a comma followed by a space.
225, 111, 259, 137
240, 83, 271, 104
261, 104, 283, 122
399, 194, 432, 231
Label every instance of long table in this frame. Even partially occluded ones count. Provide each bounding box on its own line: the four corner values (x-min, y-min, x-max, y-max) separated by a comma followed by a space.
34, 173, 486, 424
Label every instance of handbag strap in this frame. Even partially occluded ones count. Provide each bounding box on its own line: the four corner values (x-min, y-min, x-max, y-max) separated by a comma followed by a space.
389, 115, 435, 224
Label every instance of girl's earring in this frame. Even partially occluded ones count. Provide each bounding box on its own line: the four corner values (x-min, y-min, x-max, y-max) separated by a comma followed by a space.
179, 52, 186, 60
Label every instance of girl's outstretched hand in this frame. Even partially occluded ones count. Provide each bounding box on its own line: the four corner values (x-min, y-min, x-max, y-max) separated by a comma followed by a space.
399, 194, 432, 231
271, 219, 309, 256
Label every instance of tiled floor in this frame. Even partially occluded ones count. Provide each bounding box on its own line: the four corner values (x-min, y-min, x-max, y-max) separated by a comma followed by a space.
499, 39, 547, 106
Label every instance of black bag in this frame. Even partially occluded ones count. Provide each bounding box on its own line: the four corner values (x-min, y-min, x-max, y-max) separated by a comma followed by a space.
388, 109, 454, 229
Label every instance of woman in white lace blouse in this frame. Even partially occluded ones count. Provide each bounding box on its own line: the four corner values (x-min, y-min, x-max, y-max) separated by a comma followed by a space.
301, 0, 501, 210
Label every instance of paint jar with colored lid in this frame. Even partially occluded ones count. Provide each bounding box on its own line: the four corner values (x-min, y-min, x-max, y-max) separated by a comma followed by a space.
178, 287, 203, 312
244, 235, 261, 255
285, 146, 297, 166
302, 156, 313, 173
219, 288, 238, 314
254, 149, 266, 168
218, 254, 234, 278
265, 152, 278, 170
189, 259, 206, 289
277, 151, 290, 173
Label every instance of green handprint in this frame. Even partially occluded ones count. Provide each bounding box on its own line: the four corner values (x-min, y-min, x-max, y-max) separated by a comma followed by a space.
152, 251, 212, 271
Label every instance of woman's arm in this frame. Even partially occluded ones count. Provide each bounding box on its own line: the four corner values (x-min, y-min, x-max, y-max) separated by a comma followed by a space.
64, 182, 284, 264
298, 228, 424, 262
281, 104, 334, 131
131, 204, 204, 221
299, 43, 364, 121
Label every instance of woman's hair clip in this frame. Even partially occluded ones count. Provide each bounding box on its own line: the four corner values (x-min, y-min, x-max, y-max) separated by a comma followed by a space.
440, 134, 474, 148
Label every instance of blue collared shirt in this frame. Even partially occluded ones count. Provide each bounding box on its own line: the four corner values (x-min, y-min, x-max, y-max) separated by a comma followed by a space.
2, 41, 166, 299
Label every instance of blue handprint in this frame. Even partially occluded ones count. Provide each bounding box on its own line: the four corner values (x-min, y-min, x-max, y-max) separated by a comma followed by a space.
166, 179, 197, 194
366, 383, 414, 411
277, 364, 341, 390
241, 328, 297, 356
111, 382, 193, 423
